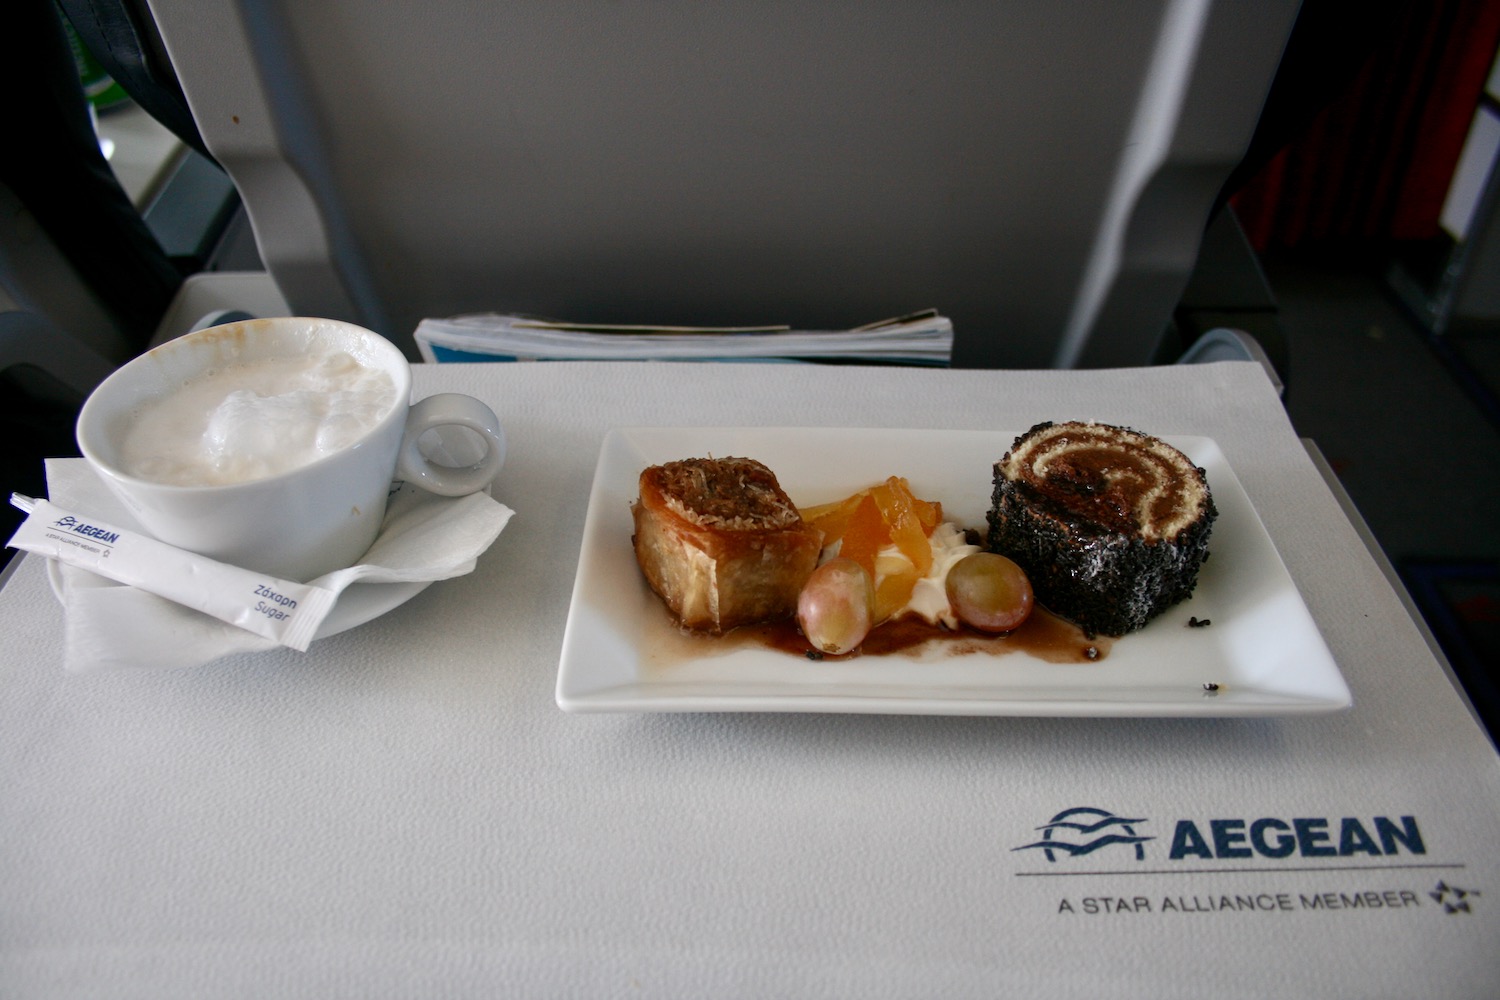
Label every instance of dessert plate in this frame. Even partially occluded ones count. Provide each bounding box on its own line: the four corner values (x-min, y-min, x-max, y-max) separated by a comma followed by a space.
555, 427, 1351, 716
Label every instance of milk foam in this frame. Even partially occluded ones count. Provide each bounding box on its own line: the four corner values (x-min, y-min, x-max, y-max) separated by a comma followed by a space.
119, 352, 399, 486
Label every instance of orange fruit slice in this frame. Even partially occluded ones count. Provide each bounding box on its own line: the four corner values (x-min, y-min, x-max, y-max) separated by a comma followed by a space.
799, 477, 945, 622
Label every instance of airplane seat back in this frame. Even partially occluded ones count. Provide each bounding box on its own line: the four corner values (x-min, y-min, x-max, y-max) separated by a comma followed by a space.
143, 0, 1300, 367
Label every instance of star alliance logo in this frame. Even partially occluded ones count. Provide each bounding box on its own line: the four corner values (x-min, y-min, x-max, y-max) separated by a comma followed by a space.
1016, 807, 1480, 929
1012, 807, 1154, 862
1430, 881, 1480, 915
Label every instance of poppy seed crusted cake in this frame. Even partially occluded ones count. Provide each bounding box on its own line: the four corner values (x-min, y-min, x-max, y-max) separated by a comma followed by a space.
985, 421, 1215, 636
632, 457, 822, 633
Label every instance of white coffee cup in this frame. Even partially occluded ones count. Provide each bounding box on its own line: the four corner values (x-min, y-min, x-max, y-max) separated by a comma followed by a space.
76, 317, 505, 582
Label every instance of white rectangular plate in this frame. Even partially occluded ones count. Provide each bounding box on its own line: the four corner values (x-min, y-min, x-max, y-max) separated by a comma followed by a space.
556, 427, 1351, 716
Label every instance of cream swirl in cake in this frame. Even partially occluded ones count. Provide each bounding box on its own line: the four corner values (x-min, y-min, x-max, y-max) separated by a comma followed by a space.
999, 421, 1208, 542
986, 421, 1215, 636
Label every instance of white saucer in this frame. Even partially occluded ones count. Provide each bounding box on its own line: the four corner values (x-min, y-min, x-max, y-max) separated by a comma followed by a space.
44, 561, 429, 642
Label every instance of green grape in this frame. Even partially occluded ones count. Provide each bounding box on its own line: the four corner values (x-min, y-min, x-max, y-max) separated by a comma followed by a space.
796, 557, 874, 655
945, 552, 1034, 633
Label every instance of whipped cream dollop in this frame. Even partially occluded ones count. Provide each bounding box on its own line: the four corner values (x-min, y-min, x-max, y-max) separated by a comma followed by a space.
879, 522, 980, 629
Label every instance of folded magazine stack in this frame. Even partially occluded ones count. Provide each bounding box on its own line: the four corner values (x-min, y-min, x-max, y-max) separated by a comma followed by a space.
414, 310, 952, 366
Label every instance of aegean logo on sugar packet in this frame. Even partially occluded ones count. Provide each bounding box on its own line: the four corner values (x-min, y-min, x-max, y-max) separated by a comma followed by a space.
1013, 805, 1480, 919
50, 514, 120, 546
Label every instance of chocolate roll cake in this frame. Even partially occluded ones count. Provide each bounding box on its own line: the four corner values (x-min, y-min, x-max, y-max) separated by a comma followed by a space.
985, 421, 1215, 636
633, 457, 822, 633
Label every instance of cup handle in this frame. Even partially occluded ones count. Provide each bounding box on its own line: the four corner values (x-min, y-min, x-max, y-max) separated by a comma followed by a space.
397, 393, 506, 497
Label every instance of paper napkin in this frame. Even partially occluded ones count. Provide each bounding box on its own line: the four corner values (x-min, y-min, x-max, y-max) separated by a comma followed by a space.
37, 458, 514, 672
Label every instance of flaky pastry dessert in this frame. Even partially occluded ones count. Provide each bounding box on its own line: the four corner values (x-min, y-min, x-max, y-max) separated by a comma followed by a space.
632, 457, 822, 632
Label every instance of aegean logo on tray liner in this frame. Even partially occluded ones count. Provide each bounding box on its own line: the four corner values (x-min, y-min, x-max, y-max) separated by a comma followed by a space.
1012, 807, 1154, 862
1013, 805, 1481, 918
1015, 804, 1430, 863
